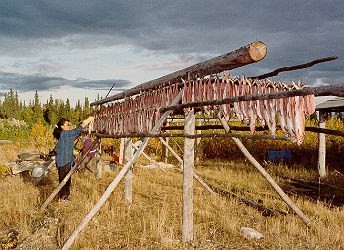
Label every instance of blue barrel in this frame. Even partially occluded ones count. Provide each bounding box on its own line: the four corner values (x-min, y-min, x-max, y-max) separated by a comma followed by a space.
267, 150, 292, 163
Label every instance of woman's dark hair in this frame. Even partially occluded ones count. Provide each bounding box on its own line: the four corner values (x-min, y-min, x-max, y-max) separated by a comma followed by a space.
53, 118, 70, 140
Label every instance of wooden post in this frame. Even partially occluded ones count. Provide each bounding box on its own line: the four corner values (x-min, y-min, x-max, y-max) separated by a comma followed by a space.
182, 109, 195, 242
161, 121, 169, 163
96, 139, 102, 179
318, 111, 326, 179
124, 138, 133, 204
217, 112, 311, 227
195, 119, 202, 163
61, 91, 183, 250
119, 138, 125, 165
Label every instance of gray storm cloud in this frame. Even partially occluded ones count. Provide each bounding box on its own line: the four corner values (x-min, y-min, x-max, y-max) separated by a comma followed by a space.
0, 0, 343, 94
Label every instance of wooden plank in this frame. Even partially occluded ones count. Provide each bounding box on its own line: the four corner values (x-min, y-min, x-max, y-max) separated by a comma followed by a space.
90, 41, 267, 106
182, 109, 195, 242
62, 90, 183, 250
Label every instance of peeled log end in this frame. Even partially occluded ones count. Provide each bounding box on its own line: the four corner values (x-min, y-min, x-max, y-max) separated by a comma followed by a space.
248, 41, 267, 61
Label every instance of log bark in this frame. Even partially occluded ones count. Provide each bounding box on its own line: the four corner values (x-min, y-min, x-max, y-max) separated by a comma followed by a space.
90, 41, 267, 106
217, 112, 312, 226
161, 83, 344, 112
62, 91, 183, 250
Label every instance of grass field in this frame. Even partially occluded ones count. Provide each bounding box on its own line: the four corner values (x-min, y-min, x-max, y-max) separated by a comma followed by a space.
0, 141, 343, 249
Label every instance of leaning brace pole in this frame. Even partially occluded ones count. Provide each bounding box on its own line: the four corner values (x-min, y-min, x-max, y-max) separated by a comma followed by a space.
90, 41, 267, 106
62, 91, 183, 250
40, 138, 100, 212
217, 112, 311, 226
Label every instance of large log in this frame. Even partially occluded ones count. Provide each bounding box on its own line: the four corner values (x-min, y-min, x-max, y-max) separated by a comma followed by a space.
90, 41, 267, 106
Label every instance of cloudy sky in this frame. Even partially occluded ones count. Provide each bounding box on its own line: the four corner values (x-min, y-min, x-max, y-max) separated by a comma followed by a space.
0, 0, 343, 106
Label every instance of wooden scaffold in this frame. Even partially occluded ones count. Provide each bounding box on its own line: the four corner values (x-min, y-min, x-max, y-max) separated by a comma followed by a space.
38, 41, 344, 249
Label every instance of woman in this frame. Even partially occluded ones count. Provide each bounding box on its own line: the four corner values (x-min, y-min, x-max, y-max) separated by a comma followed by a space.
53, 116, 94, 200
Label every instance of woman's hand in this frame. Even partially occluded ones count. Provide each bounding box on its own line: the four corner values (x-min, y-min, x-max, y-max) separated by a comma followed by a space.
81, 116, 95, 128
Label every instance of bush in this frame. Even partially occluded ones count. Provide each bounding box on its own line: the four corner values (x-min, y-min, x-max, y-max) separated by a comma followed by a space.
29, 121, 55, 152
0, 118, 30, 140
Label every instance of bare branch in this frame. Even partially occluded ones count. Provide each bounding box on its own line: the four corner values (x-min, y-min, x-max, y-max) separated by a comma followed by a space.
251, 55, 338, 80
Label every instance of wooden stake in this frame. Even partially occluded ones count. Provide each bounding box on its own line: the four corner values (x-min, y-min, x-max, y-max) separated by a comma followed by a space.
217, 112, 312, 227
62, 91, 183, 250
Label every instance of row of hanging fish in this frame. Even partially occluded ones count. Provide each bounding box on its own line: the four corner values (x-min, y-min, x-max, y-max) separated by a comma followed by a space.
93, 83, 180, 135
93, 75, 315, 145
181, 75, 315, 144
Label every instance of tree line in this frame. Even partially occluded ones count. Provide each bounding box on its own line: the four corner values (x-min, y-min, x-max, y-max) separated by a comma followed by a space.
0, 89, 93, 126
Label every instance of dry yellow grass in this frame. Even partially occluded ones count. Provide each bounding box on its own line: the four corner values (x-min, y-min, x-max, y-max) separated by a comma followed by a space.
1, 154, 343, 249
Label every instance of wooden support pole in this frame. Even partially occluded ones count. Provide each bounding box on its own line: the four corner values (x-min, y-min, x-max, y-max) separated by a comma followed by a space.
132, 144, 164, 170
96, 139, 102, 179
182, 109, 195, 242
90, 41, 267, 106
159, 137, 214, 194
318, 111, 326, 179
40, 139, 99, 212
195, 119, 202, 163
124, 138, 133, 204
119, 138, 125, 165
217, 112, 312, 227
61, 91, 183, 250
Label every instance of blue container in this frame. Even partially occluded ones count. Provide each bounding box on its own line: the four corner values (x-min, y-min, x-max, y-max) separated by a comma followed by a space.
267, 150, 292, 163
